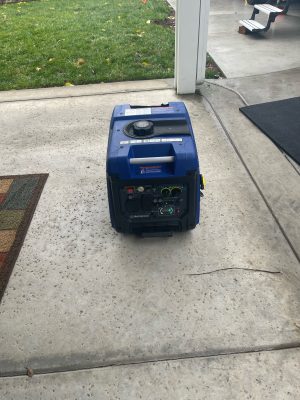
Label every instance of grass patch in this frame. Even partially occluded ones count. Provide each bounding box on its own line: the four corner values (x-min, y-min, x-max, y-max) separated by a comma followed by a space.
0, 0, 175, 90
0, 0, 222, 91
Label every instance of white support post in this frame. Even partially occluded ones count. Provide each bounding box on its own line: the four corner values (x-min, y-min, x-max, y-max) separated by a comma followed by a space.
197, 0, 210, 84
175, 0, 200, 94
175, 0, 210, 94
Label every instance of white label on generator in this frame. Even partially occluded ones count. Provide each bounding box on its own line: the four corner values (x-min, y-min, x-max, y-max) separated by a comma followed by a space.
120, 138, 183, 145
124, 108, 152, 116
161, 138, 183, 142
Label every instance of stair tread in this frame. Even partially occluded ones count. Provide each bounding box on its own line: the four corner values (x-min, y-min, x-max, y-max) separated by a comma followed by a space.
239, 19, 266, 31
254, 4, 283, 14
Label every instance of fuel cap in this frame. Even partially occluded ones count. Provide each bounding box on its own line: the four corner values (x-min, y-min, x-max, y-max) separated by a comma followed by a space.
132, 120, 154, 136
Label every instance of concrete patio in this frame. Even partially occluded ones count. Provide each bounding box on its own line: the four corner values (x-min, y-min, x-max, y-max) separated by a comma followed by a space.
0, 0, 300, 397
0, 77, 299, 398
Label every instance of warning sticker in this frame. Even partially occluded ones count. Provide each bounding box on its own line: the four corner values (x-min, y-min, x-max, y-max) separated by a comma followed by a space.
124, 108, 152, 116
140, 166, 162, 174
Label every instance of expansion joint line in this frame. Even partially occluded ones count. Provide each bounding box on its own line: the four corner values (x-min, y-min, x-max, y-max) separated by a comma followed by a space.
1, 342, 300, 379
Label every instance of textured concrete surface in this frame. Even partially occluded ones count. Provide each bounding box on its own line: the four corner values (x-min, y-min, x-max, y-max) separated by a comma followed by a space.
1, 348, 300, 400
208, 0, 300, 78
200, 82, 300, 266
0, 84, 299, 380
208, 68, 300, 105
206, 71, 300, 175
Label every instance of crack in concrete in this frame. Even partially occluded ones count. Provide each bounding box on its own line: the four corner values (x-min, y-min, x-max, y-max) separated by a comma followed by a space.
186, 268, 281, 276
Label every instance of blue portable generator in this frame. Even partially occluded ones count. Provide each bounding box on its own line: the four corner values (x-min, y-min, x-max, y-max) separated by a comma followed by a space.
106, 102, 204, 236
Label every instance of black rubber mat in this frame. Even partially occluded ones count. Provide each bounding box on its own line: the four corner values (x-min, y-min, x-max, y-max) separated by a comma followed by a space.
240, 97, 300, 164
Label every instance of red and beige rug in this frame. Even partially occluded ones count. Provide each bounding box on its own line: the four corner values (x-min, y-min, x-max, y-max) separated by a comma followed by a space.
0, 174, 48, 303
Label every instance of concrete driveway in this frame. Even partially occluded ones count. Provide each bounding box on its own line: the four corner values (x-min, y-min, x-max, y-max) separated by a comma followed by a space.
0, 79, 299, 398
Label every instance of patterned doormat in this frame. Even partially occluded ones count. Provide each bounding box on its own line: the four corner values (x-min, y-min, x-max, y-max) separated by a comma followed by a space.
0, 174, 48, 303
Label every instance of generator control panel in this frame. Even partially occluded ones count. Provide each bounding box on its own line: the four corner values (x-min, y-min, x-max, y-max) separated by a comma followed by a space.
119, 184, 188, 219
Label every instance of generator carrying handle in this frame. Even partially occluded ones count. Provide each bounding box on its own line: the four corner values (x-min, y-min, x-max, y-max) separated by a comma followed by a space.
129, 156, 174, 165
